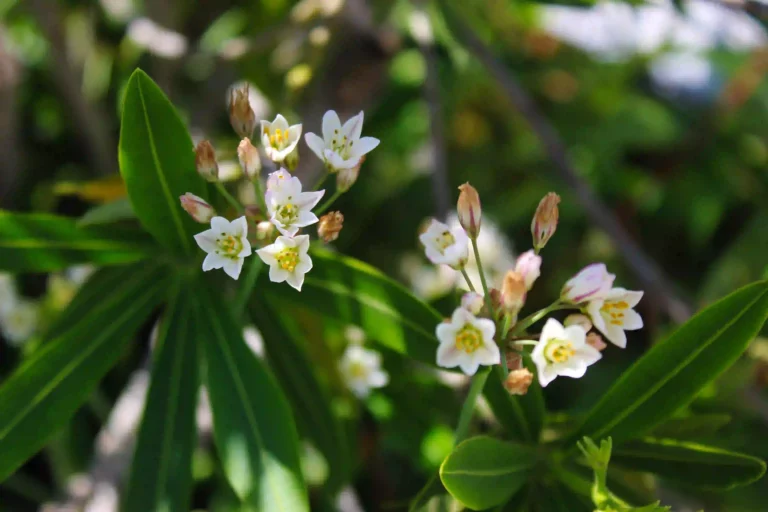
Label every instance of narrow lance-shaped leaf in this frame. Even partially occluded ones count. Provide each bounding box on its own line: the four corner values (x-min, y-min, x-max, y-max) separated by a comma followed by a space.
78, 197, 136, 227
0, 263, 168, 482
196, 281, 307, 511
0, 211, 152, 272
119, 69, 209, 255
124, 283, 199, 512
568, 281, 768, 444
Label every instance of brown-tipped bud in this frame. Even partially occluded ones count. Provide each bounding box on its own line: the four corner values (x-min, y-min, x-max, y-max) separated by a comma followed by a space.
532, 192, 560, 251
180, 193, 215, 223
337, 155, 365, 192
195, 140, 219, 182
586, 332, 607, 352
503, 368, 534, 396
501, 270, 527, 315
490, 288, 504, 317
285, 147, 299, 171
505, 351, 522, 371
318, 211, 344, 242
237, 137, 261, 180
457, 183, 481, 239
564, 313, 592, 333
229, 85, 256, 138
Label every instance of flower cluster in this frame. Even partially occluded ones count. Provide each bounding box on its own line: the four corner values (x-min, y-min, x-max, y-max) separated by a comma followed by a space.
183, 85, 379, 288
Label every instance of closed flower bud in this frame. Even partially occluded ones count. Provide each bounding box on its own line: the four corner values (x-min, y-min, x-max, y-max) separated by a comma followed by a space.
504, 368, 534, 396
461, 292, 484, 315
532, 192, 560, 251
195, 140, 218, 182
505, 351, 522, 371
237, 137, 261, 180
564, 313, 592, 333
586, 332, 607, 352
255, 220, 276, 241
501, 270, 527, 314
337, 155, 364, 192
317, 211, 344, 242
285, 147, 299, 171
180, 193, 215, 223
229, 84, 256, 138
457, 183, 481, 239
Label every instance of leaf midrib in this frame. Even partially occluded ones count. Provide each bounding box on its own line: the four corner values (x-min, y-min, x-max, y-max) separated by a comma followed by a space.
442, 464, 533, 477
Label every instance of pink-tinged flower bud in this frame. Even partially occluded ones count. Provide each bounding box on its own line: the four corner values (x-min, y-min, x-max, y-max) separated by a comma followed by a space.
564, 313, 592, 332
337, 155, 365, 192
195, 140, 218, 182
229, 84, 256, 138
317, 211, 344, 242
561, 263, 615, 304
284, 147, 299, 171
457, 182, 481, 239
180, 193, 215, 223
514, 250, 542, 291
501, 270, 527, 315
586, 332, 607, 352
461, 292, 485, 315
237, 137, 261, 180
504, 368, 534, 396
531, 192, 560, 251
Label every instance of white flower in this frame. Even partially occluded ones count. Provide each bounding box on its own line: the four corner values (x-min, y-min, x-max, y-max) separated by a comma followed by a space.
561, 263, 615, 304
0, 273, 18, 315
515, 250, 541, 290
531, 318, 602, 387
448, 215, 515, 291
305, 110, 380, 172
419, 219, 469, 270
256, 234, 312, 291
266, 168, 293, 191
264, 170, 325, 236
260, 114, 302, 162
1, 299, 39, 345
436, 307, 499, 375
586, 288, 644, 348
461, 292, 485, 315
339, 345, 389, 398
194, 216, 252, 280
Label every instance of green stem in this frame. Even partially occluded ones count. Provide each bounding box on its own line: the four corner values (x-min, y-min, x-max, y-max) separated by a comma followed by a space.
460, 268, 476, 292
316, 189, 343, 215
511, 302, 575, 336
470, 238, 491, 302
313, 171, 330, 191
215, 182, 244, 214
454, 368, 490, 444
252, 176, 268, 214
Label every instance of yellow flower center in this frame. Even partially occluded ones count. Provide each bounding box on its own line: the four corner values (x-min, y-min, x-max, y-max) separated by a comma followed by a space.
268, 127, 289, 149
544, 338, 576, 364
601, 300, 629, 326
215, 234, 243, 259
330, 128, 354, 159
435, 230, 456, 254
277, 202, 298, 224
276, 247, 299, 272
348, 361, 368, 379
455, 324, 483, 354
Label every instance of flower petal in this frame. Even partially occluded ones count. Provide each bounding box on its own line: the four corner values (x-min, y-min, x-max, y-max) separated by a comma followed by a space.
231, 216, 248, 237
210, 216, 231, 234
436, 323, 456, 345
459, 359, 480, 376
268, 265, 288, 283
286, 270, 304, 291
475, 344, 501, 366
342, 111, 364, 140
297, 190, 325, 209
194, 230, 218, 253
622, 309, 644, 330
273, 113, 289, 131
322, 110, 341, 142
350, 136, 379, 159
223, 258, 244, 280
305, 132, 326, 160
540, 318, 567, 343
603, 323, 627, 348
203, 253, 225, 271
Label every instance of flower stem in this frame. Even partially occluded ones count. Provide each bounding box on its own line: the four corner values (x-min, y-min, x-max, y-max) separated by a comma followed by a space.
460, 268, 476, 292
512, 302, 574, 336
252, 176, 268, 214
215, 182, 244, 214
454, 367, 490, 444
313, 171, 330, 191
316, 189, 343, 215
470, 237, 508, 378
471, 238, 490, 302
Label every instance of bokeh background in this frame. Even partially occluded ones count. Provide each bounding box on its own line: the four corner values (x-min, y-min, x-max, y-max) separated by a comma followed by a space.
1, 0, 768, 510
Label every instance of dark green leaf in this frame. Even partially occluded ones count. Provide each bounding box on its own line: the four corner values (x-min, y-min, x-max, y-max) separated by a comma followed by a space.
439, 436, 536, 510
0, 263, 168, 481
483, 361, 544, 444
196, 282, 307, 511
649, 414, 731, 439
124, 284, 199, 512
0, 211, 151, 272
119, 69, 208, 256
612, 437, 766, 490
569, 281, 768, 444
78, 197, 136, 226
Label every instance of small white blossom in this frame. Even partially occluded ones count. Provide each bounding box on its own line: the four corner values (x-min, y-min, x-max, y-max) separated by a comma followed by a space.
561, 263, 615, 304
436, 307, 499, 375
256, 234, 312, 291
419, 219, 469, 270
264, 170, 325, 236
531, 318, 601, 387
260, 114, 302, 163
194, 216, 252, 280
339, 345, 389, 398
449, 215, 515, 291
0, 273, 18, 314
305, 110, 379, 172
586, 288, 644, 348
1, 299, 39, 345
515, 250, 542, 290
461, 292, 485, 315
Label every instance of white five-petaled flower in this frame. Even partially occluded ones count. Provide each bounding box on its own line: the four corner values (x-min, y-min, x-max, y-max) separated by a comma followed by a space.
260, 114, 302, 163
305, 110, 379, 172
515, 250, 542, 290
339, 345, 389, 398
561, 263, 615, 304
530, 318, 602, 387
194, 216, 252, 280
264, 170, 325, 236
419, 219, 469, 270
256, 234, 312, 291
1, 299, 39, 345
436, 307, 499, 375
587, 288, 644, 348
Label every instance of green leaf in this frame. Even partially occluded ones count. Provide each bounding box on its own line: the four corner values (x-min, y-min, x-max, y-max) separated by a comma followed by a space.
612, 437, 766, 490
265, 248, 441, 366
119, 69, 208, 256
569, 281, 768, 444
483, 362, 544, 444
649, 414, 731, 439
124, 284, 199, 512
78, 197, 136, 226
196, 282, 307, 511
250, 300, 350, 494
439, 436, 536, 510
0, 211, 151, 272
0, 263, 168, 482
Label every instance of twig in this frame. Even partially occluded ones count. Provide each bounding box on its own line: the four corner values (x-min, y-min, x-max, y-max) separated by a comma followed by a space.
437, 0, 692, 323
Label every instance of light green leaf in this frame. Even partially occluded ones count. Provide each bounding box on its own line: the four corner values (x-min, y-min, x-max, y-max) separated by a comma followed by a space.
196, 282, 307, 511
118, 69, 208, 256
439, 436, 536, 510
78, 197, 136, 226
483, 362, 544, 444
569, 281, 768, 444
0, 263, 168, 482
124, 284, 199, 512
0, 211, 151, 272
612, 437, 766, 490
